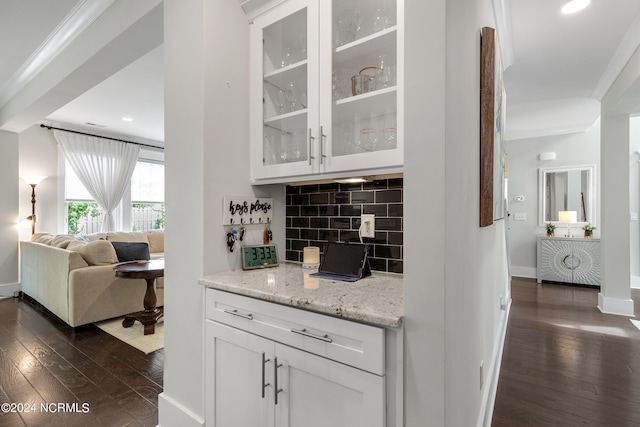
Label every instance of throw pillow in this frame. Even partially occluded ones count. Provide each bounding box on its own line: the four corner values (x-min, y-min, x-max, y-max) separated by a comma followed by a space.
111, 241, 151, 262
147, 230, 164, 253
75, 240, 119, 265
66, 240, 87, 252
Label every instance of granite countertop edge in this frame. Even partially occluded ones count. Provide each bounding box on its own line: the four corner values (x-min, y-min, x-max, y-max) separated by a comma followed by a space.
199, 267, 404, 328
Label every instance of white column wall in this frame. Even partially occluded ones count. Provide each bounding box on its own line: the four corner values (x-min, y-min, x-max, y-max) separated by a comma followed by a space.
599, 114, 633, 315
0, 130, 19, 296
160, 1, 283, 425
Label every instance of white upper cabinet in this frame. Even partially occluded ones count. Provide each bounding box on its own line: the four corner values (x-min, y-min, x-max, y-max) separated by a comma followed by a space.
249, 0, 403, 183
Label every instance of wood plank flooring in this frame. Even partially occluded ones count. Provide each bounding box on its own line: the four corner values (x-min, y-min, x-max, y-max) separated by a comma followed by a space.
493, 277, 640, 427
0, 296, 162, 427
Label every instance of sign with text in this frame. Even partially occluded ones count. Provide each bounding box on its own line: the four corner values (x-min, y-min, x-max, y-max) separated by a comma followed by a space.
222, 196, 273, 226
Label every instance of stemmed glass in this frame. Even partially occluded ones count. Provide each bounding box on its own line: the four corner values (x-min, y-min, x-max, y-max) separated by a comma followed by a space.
276, 89, 285, 114
281, 47, 295, 68
285, 82, 298, 112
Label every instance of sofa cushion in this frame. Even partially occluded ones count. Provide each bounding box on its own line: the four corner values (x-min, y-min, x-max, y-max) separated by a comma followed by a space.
147, 230, 164, 253
106, 231, 149, 244
32, 233, 55, 245
111, 241, 151, 262
73, 240, 118, 265
51, 234, 75, 249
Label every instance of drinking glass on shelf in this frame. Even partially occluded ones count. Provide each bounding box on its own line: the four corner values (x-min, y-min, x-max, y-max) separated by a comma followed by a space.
383, 109, 397, 147
300, 91, 307, 109
280, 133, 289, 163
276, 89, 285, 114
298, 32, 307, 60
372, 7, 390, 33
361, 112, 378, 151
281, 47, 295, 68
337, 10, 357, 46
285, 82, 298, 112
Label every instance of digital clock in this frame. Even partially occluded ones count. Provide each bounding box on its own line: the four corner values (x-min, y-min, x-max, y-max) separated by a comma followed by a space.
241, 244, 278, 270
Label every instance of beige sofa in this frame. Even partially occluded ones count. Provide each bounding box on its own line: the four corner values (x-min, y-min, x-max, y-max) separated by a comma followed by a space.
20, 230, 164, 327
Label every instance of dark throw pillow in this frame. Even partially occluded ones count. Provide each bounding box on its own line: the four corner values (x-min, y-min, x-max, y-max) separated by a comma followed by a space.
111, 241, 151, 262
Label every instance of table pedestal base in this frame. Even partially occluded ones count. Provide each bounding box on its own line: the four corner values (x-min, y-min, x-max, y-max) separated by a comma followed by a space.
122, 307, 164, 335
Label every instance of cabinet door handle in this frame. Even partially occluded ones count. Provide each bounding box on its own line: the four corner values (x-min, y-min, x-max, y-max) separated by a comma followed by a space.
320, 126, 327, 164
223, 308, 253, 320
261, 352, 270, 398
308, 128, 315, 165
274, 357, 283, 405
290, 327, 333, 343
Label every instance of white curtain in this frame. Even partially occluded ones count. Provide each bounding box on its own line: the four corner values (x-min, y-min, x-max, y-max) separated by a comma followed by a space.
54, 130, 140, 232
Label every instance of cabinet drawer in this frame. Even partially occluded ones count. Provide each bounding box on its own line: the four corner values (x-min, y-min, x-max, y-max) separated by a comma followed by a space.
206, 288, 385, 375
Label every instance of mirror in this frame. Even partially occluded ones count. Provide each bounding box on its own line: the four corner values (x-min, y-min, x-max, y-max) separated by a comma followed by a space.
538, 165, 596, 226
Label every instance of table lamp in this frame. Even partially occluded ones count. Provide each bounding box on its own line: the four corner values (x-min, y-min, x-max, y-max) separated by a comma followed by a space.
558, 210, 577, 237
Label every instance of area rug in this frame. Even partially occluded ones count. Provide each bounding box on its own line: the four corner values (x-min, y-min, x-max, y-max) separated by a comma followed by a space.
95, 317, 164, 354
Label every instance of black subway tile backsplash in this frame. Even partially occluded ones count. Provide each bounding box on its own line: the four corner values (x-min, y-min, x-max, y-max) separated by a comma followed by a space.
286, 178, 403, 273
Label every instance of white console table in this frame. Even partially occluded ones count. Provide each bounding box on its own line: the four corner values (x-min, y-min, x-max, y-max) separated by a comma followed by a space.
537, 236, 601, 286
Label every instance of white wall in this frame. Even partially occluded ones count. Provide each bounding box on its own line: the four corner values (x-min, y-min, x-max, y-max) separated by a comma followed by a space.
18, 125, 60, 240
0, 130, 19, 295
506, 122, 601, 278
160, 1, 284, 425
629, 116, 640, 287
404, 0, 509, 426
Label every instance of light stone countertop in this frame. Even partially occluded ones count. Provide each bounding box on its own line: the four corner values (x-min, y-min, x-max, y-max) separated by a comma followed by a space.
199, 263, 403, 328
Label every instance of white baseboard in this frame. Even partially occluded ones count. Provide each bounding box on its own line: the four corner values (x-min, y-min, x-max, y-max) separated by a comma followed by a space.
0, 282, 20, 298
598, 293, 635, 317
158, 392, 204, 427
477, 295, 512, 427
632, 276, 640, 289
510, 266, 536, 279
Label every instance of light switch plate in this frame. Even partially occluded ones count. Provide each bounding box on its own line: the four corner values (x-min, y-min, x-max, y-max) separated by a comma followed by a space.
514, 212, 526, 221
632, 212, 638, 221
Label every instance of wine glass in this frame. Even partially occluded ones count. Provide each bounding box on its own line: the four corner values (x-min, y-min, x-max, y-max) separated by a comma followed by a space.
285, 82, 298, 112
276, 90, 285, 114
281, 47, 295, 68
372, 7, 389, 33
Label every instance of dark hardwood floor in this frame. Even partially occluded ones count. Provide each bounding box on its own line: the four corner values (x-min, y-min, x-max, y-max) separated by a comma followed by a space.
493, 277, 640, 427
0, 296, 162, 427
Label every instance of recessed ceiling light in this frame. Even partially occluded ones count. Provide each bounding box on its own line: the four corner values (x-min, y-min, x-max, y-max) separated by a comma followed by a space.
121, 116, 133, 122
561, 0, 590, 14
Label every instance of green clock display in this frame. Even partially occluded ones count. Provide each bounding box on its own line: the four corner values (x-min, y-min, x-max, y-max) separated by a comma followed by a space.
242, 245, 278, 270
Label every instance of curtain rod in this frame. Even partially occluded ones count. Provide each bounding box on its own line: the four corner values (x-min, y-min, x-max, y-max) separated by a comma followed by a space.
40, 124, 164, 151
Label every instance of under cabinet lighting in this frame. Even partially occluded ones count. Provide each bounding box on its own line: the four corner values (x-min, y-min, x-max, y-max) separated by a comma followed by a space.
561, 0, 590, 15
334, 176, 373, 184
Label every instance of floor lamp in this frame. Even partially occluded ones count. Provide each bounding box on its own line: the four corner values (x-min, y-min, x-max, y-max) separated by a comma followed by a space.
20, 175, 47, 235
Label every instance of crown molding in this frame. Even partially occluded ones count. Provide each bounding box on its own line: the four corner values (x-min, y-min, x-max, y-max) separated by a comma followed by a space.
0, 0, 117, 109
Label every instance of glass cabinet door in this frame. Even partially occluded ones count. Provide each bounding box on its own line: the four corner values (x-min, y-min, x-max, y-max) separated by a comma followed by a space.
320, 0, 402, 173
250, 0, 319, 181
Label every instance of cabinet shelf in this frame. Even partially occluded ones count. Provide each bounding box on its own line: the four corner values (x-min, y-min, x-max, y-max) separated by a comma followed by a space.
334, 26, 397, 67
264, 109, 308, 133
335, 86, 397, 118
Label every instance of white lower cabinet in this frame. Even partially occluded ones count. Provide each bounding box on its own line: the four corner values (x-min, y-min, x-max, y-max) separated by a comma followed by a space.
205, 289, 387, 427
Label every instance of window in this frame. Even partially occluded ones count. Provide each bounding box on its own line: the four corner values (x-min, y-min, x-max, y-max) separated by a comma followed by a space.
65, 159, 164, 234
130, 161, 165, 231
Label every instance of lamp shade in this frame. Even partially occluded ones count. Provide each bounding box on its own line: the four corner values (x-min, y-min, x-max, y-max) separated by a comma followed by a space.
20, 175, 47, 185
558, 210, 577, 224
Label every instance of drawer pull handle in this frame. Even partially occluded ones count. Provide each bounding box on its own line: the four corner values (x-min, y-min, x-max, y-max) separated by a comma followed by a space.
223, 309, 254, 320
261, 352, 270, 398
290, 328, 333, 343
